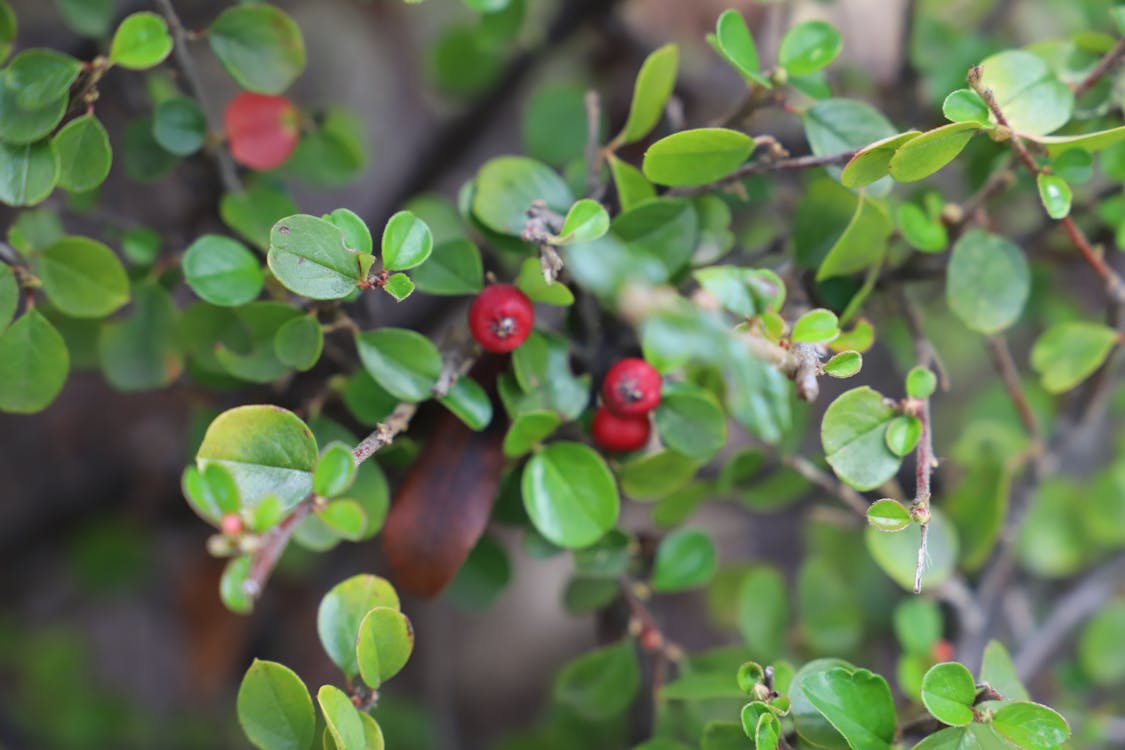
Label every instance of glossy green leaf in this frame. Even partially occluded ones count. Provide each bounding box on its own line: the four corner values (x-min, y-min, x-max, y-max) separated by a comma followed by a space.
821, 386, 900, 491
888, 122, 978, 182
354, 328, 442, 402
885, 415, 922, 457
554, 641, 640, 719
273, 315, 322, 371
317, 685, 364, 750
840, 131, 920, 188
221, 180, 300, 250
472, 155, 574, 236
898, 202, 948, 253
98, 282, 183, 391
411, 238, 483, 296
0, 310, 68, 413
556, 199, 609, 244
39, 236, 129, 318
615, 43, 678, 146
268, 214, 370, 300
209, 4, 306, 94
109, 12, 172, 69
651, 529, 717, 592
714, 10, 766, 84
509, 330, 591, 420
824, 351, 862, 378
942, 89, 990, 124
356, 606, 414, 688
314, 442, 357, 498
196, 405, 318, 511
0, 3, 16, 64
249, 495, 282, 533
779, 20, 842, 76
865, 510, 958, 591
792, 308, 839, 343
183, 234, 263, 307
991, 702, 1070, 749
1036, 173, 1071, 219
803, 98, 896, 191
381, 211, 432, 270
620, 451, 699, 500
799, 666, 896, 750
514, 255, 574, 306
979, 640, 1028, 703
1035, 125, 1125, 155
946, 229, 1029, 334
237, 659, 316, 750
816, 194, 892, 281
0, 141, 59, 206
207, 301, 302, 383
153, 97, 206, 156
520, 82, 589, 167
642, 128, 754, 187
317, 574, 400, 677
608, 154, 655, 212
977, 49, 1073, 136
438, 374, 493, 431
324, 208, 371, 254
503, 410, 560, 457
522, 441, 619, 548
8, 49, 80, 109
693, 266, 756, 317
52, 115, 111, 193
652, 382, 727, 461
611, 197, 699, 277
911, 725, 1013, 750
920, 662, 976, 727
282, 107, 364, 186
906, 366, 937, 400
867, 498, 911, 532
1030, 320, 1116, 393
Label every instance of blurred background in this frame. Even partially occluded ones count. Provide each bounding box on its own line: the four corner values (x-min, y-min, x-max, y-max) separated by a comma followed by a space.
1, 1, 1121, 748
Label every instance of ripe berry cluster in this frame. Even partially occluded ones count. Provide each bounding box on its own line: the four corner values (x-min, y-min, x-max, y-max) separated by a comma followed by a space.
592, 358, 662, 453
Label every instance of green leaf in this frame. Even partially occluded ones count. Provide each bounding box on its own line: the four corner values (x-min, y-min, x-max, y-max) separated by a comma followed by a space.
799, 666, 896, 750
1016, 477, 1087, 578
888, 122, 978, 182
865, 510, 959, 591
946, 229, 1029, 334
906, 366, 937, 399
701, 721, 755, 750
153, 97, 207, 156
354, 328, 442, 402
121, 115, 178, 182
520, 82, 590, 167
866, 498, 911, 532
317, 685, 364, 750
446, 534, 513, 611
894, 598, 942, 655
554, 641, 640, 719
790, 659, 852, 749
608, 154, 656, 212
885, 415, 922, 457
472, 155, 574, 236
379, 272, 412, 302
522, 441, 619, 548
514, 256, 574, 306
911, 725, 1013, 750
314, 442, 357, 498
620, 451, 700, 500
946, 458, 1010, 571
1035, 125, 1125, 156
693, 266, 756, 317
183, 234, 264, 307
652, 382, 727, 461
273, 315, 322, 371
221, 180, 300, 250
315, 498, 366, 541
0, 263, 15, 331
1030, 320, 1116, 393
237, 659, 316, 750
8, 49, 80, 108
249, 495, 282, 533
816, 194, 892, 281
503, 410, 560, 457
714, 10, 766, 84
651, 529, 717, 592
509, 330, 591, 420
54, 0, 113, 37
979, 640, 1029, 702
268, 214, 370, 300
898, 202, 948, 253
282, 107, 364, 186
737, 566, 789, 662
52, 115, 111, 193
0, 310, 68, 413
991, 702, 1070, 750
615, 43, 678, 146
381, 211, 433, 270
1078, 601, 1125, 686
317, 574, 400, 677
840, 131, 921, 188
0, 140, 59, 206
109, 12, 172, 70
356, 606, 414, 688
411, 238, 483, 296
196, 405, 318, 511
205, 301, 302, 383
977, 49, 1073, 136
821, 386, 901, 491
803, 99, 896, 191
799, 557, 863, 655
755, 713, 781, 750
920, 662, 976, 727
98, 282, 183, 391
325, 208, 372, 254
792, 308, 839, 343
39, 236, 129, 318
438, 375, 493, 431
209, 3, 306, 94
942, 89, 990, 124
0, 3, 16, 64
824, 351, 862, 378
1036, 173, 1071, 219
556, 199, 609, 244
0, 73, 66, 146
642, 128, 754, 187
779, 20, 842, 76
612, 197, 699, 278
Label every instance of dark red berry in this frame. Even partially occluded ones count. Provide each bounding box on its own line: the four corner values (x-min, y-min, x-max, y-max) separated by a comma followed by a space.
224, 92, 300, 171
601, 358, 662, 416
591, 406, 651, 453
468, 284, 534, 353
219, 513, 244, 537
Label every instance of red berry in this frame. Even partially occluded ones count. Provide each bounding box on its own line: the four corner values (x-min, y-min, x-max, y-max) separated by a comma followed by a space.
931, 639, 955, 663
223, 92, 300, 171
219, 513, 244, 537
601, 358, 662, 416
468, 284, 534, 353
591, 406, 651, 453
640, 626, 664, 652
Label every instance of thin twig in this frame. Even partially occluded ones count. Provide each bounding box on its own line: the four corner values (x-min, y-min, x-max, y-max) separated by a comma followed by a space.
1072, 36, 1125, 100
154, 0, 243, 194
782, 454, 868, 517
668, 148, 859, 198
985, 336, 1041, 448
583, 89, 604, 200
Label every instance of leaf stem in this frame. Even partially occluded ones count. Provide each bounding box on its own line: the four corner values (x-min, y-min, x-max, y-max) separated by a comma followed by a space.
1072, 36, 1125, 100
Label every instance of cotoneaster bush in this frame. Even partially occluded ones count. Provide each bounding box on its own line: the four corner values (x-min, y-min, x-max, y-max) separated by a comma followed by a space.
3, 0, 1125, 749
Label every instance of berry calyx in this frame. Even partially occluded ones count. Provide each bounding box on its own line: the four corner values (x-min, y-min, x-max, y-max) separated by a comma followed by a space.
223, 92, 300, 171
591, 406, 651, 453
468, 284, 534, 353
219, 513, 244, 537
601, 358, 662, 416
